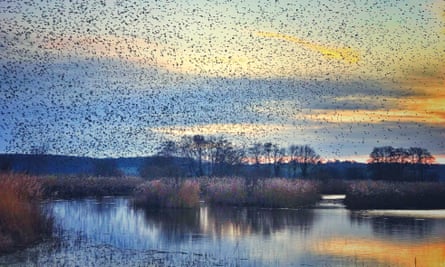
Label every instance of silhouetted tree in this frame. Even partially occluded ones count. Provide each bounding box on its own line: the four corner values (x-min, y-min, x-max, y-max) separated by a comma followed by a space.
177, 135, 208, 176
157, 140, 177, 158
289, 145, 320, 178
408, 147, 435, 180
249, 143, 263, 167
193, 135, 206, 176
369, 146, 402, 180
368, 146, 435, 181
288, 145, 299, 178
208, 137, 245, 176
271, 144, 285, 177
263, 142, 273, 165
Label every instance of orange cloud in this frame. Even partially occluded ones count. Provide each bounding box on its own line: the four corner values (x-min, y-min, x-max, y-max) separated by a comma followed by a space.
394, 72, 445, 125
313, 238, 445, 267
151, 123, 294, 138
301, 72, 445, 126
302, 108, 444, 126
256, 31, 360, 64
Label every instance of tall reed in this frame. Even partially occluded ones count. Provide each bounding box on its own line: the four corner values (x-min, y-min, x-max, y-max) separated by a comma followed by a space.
42, 176, 144, 198
0, 173, 53, 254
205, 177, 320, 208
345, 180, 445, 209
133, 179, 200, 208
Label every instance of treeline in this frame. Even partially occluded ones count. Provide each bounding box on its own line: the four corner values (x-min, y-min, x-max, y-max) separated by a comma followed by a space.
139, 135, 322, 179
0, 135, 439, 181
368, 146, 436, 181
140, 135, 437, 181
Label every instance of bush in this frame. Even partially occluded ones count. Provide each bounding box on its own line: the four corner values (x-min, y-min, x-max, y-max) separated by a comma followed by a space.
0, 174, 53, 254
345, 180, 445, 209
42, 176, 144, 198
133, 179, 200, 208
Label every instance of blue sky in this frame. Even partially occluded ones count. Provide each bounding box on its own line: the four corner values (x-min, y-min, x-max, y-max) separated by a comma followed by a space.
1, 0, 444, 162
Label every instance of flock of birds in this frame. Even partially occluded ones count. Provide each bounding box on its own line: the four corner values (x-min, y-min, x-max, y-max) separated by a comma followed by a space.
0, 0, 443, 159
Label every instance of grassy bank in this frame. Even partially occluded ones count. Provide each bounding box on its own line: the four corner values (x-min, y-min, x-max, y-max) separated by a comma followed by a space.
0, 174, 53, 254
345, 181, 445, 209
133, 179, 200, 208
205, 177, 320, 208
42, 176, 144, 198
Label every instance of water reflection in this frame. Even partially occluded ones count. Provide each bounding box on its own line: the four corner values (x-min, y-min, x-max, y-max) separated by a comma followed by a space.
50, 198, 316, 248
1, 197, 445, 266
313, 238, 445, 267
141, 208, 201, 242
200, 206, 315, 238
351, 213, 434, 241
51, 197, 162, 249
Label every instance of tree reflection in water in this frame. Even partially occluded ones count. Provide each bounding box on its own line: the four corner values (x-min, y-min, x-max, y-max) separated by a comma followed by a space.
2, 197, 445, 266
200, 206, 314, 238
350, 212, 436, 242
137, 205, 315, 242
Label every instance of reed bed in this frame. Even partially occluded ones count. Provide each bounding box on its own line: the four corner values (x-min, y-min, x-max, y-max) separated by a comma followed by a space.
345, 180, 445, 209
133, 179, 200, 208
0, 173, 53, 254
205, 177, 320, 208
42, 176, 144, 198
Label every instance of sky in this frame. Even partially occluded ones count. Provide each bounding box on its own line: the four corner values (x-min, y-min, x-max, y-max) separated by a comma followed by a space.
0, 0, 444, 162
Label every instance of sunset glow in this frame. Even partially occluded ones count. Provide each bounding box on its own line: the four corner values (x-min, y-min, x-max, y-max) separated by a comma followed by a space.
256, 31, 360, 64
0, 0, 444, 160
313, 238, 445, 267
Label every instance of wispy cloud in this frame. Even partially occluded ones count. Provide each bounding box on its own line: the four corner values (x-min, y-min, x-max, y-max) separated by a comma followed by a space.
151, 123, 295, 140
256, 31, 360, 64
302, 108, 445, 126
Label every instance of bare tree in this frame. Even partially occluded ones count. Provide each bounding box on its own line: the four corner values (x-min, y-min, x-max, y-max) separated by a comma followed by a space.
209, 137, 246, 176
177, 135, 208, 176
289, 145, 320, 178
288, 145, 299, 178
408, 147, 435, 180
157, 140, 177, 158
369, 146, 435, 181
249, 143, 263, 167
271, 144, 285, 177
263, 142, 273, 165
193, 135, 206, 176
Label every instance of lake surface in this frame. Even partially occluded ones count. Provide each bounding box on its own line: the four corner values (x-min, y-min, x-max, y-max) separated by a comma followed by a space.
1, 197, 444, 266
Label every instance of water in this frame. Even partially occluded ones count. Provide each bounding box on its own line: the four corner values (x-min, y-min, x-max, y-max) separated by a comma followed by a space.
1, 197, 444, 266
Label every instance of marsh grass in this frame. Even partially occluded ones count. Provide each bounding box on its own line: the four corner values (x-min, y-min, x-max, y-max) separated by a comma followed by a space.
204, 177, 247, 206
133, 179, 200, 208
345, 180, 445, 209
205, 177, 320, 208
0, 173, 53, 254
42, 176, 144, 198
256, 178, 320, 208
